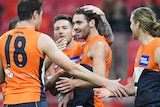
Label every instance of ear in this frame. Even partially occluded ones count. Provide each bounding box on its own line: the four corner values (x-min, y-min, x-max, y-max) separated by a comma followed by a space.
32, 10, 39, 20
135, 21, 140, 29
138, 21, 141, 28
89, 19, 95, 28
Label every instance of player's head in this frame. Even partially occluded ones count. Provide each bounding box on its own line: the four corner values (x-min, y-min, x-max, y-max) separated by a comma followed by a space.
130, 7, 160, 39
17, 0, 43, 30
9, 16, 19, 30
54, 14, 73, 27
73, 6, 100, 39
53, 14, 73, 43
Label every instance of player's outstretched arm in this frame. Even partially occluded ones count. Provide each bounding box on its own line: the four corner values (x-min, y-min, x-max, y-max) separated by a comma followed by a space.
39, 33, 128, 98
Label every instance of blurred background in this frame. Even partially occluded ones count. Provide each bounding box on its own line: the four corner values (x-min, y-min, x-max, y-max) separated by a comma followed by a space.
0, 0, 159, 107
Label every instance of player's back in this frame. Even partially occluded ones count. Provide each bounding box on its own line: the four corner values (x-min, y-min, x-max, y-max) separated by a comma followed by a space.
0, 27, 46, 104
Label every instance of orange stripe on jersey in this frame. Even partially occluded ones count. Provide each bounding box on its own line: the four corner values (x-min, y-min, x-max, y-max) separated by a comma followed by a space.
79, 35, 112, 107
134, 38, 160, 71
0, 27, 45, 104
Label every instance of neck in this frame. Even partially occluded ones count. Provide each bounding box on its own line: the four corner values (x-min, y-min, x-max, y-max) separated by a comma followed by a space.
18, 20, 35, 30
139, 32, 154, 45
86, 28, 99, 41
66, 38, 76, 49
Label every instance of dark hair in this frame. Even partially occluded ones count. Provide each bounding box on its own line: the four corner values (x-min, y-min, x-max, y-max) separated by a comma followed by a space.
18, 0, 43, 21
9, 16, 19, 30
53, 14, 73, 27
132, 7, 160, 37
74, 7, 100, 29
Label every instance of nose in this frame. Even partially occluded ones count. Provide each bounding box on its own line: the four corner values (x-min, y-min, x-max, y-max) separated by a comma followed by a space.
59, 28, 64, 34
73, 24, 78, 32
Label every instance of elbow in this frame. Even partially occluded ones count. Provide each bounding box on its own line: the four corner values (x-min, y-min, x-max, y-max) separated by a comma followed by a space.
108, 35, 114, 46
45, 77, 53, 91
45, 79, 50, 91
65, 64, 77, 76
49, 89, 59, 96
67, 68, 78, 77
67, 70, 75, 76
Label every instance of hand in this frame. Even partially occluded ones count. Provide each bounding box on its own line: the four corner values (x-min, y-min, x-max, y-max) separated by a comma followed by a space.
94, 88, 113, 99
105, 78, 129, 99
56, 38, 67, 50
56, 77, 75, 93
82, 5, 105, 17
58, 91, 74, 107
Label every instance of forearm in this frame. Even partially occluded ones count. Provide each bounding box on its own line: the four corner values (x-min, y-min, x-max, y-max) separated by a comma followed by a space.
73, 79, 100, 88
110, 82, 135, 97
71, 64, 108, 87
44, 56, 52, 71
124, 82, 135, 96
100, 15, 114, 45
45, 70, 64, 90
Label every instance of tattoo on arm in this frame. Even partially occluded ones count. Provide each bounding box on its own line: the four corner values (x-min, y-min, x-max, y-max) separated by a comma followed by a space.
101, 18, 113, 40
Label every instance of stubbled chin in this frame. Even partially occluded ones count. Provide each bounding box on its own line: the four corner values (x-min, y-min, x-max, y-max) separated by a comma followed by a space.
75, 34, 80, 38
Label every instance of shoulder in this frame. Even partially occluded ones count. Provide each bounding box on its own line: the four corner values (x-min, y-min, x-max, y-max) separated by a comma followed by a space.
89, 40, 109, 56
38, 33, 56, 53
0, 30, 12, 39
38, 33, 53, 43
91, 35, 109, 49
91, 40, 108, 50
0, 30, 13, 46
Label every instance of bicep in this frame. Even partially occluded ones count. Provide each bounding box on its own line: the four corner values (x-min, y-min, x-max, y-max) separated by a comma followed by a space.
89, 42, 108, 77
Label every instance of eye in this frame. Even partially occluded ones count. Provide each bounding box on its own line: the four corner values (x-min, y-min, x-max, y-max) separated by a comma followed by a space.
63, 27, 68, 29
77, 21, 82, 25
54, 27, 59, 31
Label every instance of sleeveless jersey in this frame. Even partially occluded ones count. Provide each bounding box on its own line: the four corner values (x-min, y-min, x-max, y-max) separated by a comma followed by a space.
80, 35, 112, 77
0, 27, 46, 104
52, 41, 84, 106
72, 35, 112, 107
134, 38, 160, 107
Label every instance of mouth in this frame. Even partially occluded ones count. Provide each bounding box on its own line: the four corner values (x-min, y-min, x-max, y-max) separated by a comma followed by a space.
75, 31, 81, 35
59, 36, 65, 38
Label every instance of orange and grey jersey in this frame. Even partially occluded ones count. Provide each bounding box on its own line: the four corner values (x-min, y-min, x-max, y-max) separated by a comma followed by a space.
53, 42, 83, 73
75, 35, 112, 107
134, 38, 160, 106
0, 27, 45, 104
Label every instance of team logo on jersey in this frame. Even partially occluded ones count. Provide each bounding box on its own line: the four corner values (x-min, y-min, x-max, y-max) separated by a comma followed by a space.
139, 55, 149, 66
5, 69, 13, 78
